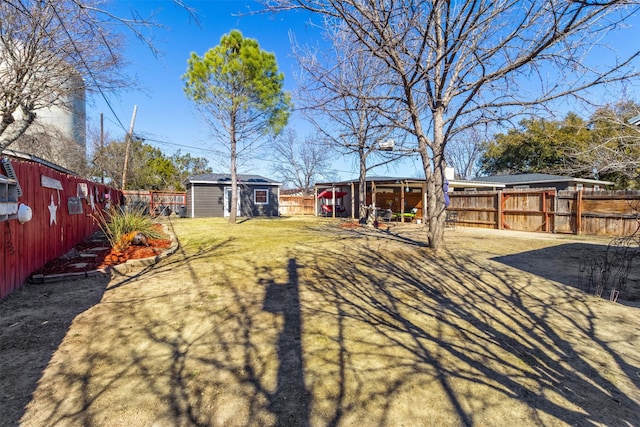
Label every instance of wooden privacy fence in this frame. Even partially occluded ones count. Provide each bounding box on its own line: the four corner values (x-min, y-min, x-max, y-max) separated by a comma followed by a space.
122, 190, 187, 217
448, 189, 640, 236
557, 190, 640, 236
279, 195, 315, 215
1, 158, 121, 299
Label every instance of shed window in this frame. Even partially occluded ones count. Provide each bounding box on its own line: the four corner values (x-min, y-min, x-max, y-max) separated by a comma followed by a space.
254, 189, 269, 204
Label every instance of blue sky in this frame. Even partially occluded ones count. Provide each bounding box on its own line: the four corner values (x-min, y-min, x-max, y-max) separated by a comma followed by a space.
90, 0, 427, 181
89, 1, 640, 182
89, 0, 369, 180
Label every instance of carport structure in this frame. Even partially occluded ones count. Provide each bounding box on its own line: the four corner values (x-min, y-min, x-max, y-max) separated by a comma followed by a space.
315, 177, 426, 222
315, 176, 504, 222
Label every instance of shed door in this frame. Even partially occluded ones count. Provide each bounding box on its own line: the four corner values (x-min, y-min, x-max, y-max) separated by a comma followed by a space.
223, 187, 241, 217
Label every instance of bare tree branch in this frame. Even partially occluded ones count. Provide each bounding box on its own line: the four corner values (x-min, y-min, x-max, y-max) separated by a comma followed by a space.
266, 0, 640, 249
269, 128, 333, 193
291, 20, 413, 217
1, 0, 192, 152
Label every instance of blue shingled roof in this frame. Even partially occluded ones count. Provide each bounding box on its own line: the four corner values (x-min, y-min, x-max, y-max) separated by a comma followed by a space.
473, 173, 612, 185
474, 173, 570, 184
186, 173, 281, 185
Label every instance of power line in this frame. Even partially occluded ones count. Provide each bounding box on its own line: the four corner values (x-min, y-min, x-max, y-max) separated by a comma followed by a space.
143, 135, 360, 176
50, 5, 128, 134
140, 137, 218, 154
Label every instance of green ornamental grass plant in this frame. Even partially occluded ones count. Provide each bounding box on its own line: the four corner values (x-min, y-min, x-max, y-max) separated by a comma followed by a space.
93, 205, 164, 252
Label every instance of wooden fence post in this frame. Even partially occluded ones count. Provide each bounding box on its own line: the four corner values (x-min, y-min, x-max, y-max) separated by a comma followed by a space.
497, 191, 503, 230
576, 190, 583, 235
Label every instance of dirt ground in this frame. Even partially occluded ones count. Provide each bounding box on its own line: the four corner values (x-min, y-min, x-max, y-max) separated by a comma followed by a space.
1, 218, 639, 426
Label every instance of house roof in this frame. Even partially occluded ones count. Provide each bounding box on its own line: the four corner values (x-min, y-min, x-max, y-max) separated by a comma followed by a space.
316, 176, 505, 189
3, 148, 78, 176
449, 179, 505, 189
316, 176, 421, 186
473, 173, 613, 186
186, 173, 282, 186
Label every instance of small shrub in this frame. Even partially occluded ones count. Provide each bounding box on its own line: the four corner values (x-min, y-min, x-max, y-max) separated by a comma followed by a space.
93, 205, 163, 252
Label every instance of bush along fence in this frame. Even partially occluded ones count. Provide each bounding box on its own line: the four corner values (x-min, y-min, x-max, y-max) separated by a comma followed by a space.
1, 156, 122, 299
447, 189, 640, 237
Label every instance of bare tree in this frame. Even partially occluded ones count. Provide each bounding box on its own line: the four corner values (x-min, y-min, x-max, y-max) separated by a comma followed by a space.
270, 128, 332, 194
0, 1, 123, 150
445, 127, 488, 180
268, 0, 640, 249
1, 1, 195, 153
9, 125, 89, 174
292, 21, 409, 219
564, 101, 640, 188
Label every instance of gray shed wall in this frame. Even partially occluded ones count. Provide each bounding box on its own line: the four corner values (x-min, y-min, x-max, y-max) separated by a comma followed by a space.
186, 183, 225, 218
186, 183, 279, 218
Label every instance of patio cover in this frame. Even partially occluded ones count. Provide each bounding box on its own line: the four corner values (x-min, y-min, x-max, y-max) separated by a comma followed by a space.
317, 190, 347, 199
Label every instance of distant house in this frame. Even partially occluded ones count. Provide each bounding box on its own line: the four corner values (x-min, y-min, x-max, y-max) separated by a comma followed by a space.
473, 173, 613, 191
184, 173, 282, 218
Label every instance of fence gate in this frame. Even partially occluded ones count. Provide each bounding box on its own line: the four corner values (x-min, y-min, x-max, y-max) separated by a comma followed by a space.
500, 189, 556, 232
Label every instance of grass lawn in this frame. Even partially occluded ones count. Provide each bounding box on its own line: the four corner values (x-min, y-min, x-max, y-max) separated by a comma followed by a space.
4, 216, 640, 426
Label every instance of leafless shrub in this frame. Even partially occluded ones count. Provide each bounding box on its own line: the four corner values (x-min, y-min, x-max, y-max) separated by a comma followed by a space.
580, 216, 640, 302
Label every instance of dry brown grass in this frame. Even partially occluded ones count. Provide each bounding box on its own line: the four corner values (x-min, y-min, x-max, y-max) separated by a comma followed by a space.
3, 217, 639, 426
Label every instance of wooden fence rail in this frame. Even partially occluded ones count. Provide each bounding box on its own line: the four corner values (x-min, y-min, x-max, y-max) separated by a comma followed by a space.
448, 189, 640, 236
1, 158, 121, 299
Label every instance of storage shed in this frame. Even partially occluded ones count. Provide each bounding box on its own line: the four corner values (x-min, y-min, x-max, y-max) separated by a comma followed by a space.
185, 173, 282, 218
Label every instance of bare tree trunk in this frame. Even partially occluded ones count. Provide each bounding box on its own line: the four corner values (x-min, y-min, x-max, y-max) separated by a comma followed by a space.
229, 119, 238, 224
0, 106, 36, 150
358, 145, 368, 221
0, 0, 146, 151
426, 109, 447, 250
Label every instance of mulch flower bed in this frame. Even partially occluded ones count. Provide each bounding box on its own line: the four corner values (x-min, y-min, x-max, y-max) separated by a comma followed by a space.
34, 225, 172, 275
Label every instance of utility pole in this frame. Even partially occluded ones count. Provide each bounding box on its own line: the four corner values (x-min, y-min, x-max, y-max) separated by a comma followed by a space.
100, 112, 104, 184
121, 105, 138, 190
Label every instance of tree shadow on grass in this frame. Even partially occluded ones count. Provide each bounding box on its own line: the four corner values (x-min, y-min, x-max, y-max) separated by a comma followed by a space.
299, 242, 640, 425
491, 242, 640, 303
106, 212, 234, 293
317, 222, 430, 248
262, 258, 311, 426
16, 242, 311, 425
14, 226, 640, 426
0, 275, 110, 426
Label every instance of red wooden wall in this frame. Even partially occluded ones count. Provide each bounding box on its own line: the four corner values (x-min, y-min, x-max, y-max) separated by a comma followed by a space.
1, 158, 121, 299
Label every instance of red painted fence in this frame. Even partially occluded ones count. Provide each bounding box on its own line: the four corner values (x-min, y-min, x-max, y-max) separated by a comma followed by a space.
1, 157, 121, 299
